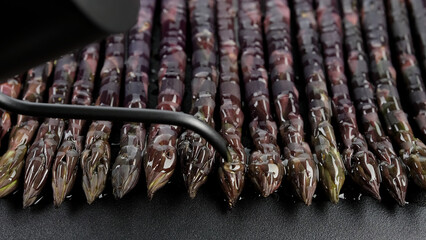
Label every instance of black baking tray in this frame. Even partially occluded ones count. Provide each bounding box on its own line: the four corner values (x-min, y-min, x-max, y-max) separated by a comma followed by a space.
1, 1, 426, 239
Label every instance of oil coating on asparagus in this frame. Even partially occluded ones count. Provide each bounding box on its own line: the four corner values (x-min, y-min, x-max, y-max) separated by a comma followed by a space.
178, 0, 218, 198
239, 0, 285, 197
0, 75, 23, 143
265, 0, 317, 205
315, 0, 381, 199
112, 0, 155, 199
217, 0, 247, 207
0, 63, 52, 198
81, 34, 124, 204
361, 0, 426, 189
51, 43, 100, 207
23, 55, 77, 208
386, 0, 426, 141
144, 0, 187, 199
406, 0, 426, 79
293, 0, 345, 203
342, 0, 407, 205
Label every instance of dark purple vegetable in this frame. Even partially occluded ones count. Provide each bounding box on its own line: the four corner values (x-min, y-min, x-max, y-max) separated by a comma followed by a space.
0, 75, 23, 143
144, 0, 187, 199
386, 0, 426, 141
342, 0, 407, 206
406, 0, 426, 80
361, 0, 426, 189
315, 0, 381, 199
112, 0, 155, 199
178, 0, 218, 198
217, 0, 246, 207
81, 34, 124, 204
51, 43, 100, 207
0, 63, 52, 198
265, 0, 317, 205
239, 0, 284, 197
23, 55, 77, 208
293, 0, 345, 203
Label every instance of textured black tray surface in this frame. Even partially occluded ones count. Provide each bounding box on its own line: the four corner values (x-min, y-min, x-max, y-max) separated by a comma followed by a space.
1, 1, 426, 239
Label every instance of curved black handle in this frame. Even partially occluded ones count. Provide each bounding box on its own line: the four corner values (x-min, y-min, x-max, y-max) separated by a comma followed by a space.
0, 93, 230, 161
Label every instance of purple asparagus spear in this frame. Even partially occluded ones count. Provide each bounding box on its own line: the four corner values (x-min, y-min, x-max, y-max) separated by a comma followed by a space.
0, 75, 23, 143
178, 0, 218, 198
51, 43, 100, 207
81, 34, 124, 204
361, 0, 426, 189
239, 0, 285, 197
23, 55, 77, 208
315, 0, 381, 199
112, 0, 155, 199
342, 0, 407, 205
0, 63, 52, 198
265, 0, 318, 205
293, 0, 345, 203
144, 0, 187, 199
406, 0, 426, 80
217, 0, 247, 207
386, 0, 426, 141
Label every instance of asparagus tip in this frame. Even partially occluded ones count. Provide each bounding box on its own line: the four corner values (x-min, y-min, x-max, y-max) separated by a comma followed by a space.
329, 187, 340, 204
187, 184, 198, 199
248, 152, 284, 198
300, 185, 316, 206
218, 161, 245, 208
22, 192, 37, 209
146, 171, 169, 200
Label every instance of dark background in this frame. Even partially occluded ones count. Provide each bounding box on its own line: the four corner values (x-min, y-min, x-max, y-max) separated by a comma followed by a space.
1, 0, 426, 239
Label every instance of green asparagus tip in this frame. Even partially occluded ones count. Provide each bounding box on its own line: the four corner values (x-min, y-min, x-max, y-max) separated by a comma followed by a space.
328, 187, 340, 204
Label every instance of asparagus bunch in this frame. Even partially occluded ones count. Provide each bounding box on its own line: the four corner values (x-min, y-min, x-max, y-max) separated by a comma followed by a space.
23, 55, 77, 207
342, 0, 407, 205
112, 0, 155, 199
51, 43, 100, 207
217, 0, 247, 207
265, 0, 317, 205
315, 0, 381, 199
144, 0, 187, 199
81, 34, 124, 204
178, 0, 218, 198
239, 0, 285, 197
0, 75, 23, 143
406, 0, 426, 78
0, 63, 52, 197
293, 0, 345, 203
361, 0, 426, 189
386, 0, 426, 140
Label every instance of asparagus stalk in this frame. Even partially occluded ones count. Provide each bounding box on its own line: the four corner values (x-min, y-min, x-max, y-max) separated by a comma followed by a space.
23, 55, 77, 208
178, 0, 219, 198
0, 75, 23, 143
265, 0, 317, 205
81, 34, 124, 204
293, 0, 345, 203
406, 0, 426, 79
386, 0, 426, 141
51, 43, 100, 207
144, 0, 187, 199
112, 0, 155, 199
239, 0, 285, 197
342, 0, 407, 205
315, 0, 381, 199
361, 0, 426, 189
217, 0, 247, 207
0, 63, 52, 198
